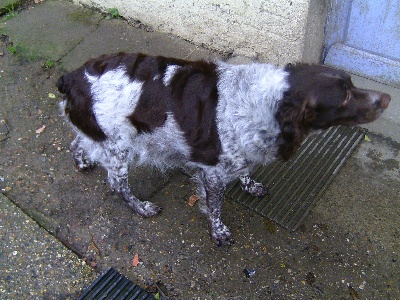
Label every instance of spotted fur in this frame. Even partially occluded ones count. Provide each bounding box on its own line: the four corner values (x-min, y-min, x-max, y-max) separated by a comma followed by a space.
57, 52, 390, 246
239, 175, 268, 198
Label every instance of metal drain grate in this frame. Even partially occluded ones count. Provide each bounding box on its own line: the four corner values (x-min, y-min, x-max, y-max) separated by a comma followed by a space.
78, 268, 155, 300
226, 126, 365, 230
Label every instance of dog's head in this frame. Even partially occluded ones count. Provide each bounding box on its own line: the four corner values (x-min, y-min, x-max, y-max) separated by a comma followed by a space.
276, 63, 391, 160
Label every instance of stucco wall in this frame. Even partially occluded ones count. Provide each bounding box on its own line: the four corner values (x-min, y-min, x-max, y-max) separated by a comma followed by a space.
73, 0, 327, 65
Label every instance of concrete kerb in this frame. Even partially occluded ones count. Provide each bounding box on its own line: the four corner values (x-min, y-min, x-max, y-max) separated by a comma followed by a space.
0, 193, 97, 298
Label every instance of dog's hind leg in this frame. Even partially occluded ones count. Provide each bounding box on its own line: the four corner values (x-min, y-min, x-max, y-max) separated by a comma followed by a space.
105, 151, 162, 218
70, 134, 96, 172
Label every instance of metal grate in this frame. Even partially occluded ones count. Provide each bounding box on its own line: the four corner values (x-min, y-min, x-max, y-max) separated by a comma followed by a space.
78, 268, 155, 300
226, 126, 365, 230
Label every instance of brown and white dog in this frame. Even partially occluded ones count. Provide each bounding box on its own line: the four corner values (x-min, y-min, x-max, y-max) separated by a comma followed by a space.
57, 53, 391, 246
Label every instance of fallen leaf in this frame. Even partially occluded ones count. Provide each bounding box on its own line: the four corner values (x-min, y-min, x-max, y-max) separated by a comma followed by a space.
36, 125, 46, 134
188, 194, 200, 206
89, 239, 101, 256
348, 285, 360, 300
364, 135, 371, 142
48, 93, 56, 99
133, 253, 139, 267
306, 272, 316, 286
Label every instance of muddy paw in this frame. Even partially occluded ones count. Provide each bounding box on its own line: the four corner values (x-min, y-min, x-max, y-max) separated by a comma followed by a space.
240, 176, 268, 198
74, 159, 96, 172
136, 201, 162, 218
250, 183, 269, 198
211, 224, 235, 247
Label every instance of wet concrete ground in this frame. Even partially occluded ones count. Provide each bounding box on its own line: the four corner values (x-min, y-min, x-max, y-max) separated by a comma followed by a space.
0, 193, 97, 299
0, 1, 399, 299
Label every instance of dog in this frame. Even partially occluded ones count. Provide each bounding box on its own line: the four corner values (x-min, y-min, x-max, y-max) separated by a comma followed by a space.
57, 52, 391, 246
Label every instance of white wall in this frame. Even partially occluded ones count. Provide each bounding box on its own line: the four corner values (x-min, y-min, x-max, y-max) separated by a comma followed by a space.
73, 0, 327, 65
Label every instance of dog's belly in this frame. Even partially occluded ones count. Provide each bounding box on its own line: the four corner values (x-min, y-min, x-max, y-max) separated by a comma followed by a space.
119, 114, 191, 170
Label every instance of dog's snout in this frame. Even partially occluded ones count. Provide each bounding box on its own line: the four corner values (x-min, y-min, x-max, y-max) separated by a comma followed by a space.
379, 93, 391, 109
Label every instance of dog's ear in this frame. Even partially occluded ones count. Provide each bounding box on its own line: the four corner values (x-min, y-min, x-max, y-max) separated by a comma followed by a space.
275, 92, 312, 161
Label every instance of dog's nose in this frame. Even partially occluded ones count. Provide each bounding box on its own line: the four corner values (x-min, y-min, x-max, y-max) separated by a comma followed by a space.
379, 93, 391, 109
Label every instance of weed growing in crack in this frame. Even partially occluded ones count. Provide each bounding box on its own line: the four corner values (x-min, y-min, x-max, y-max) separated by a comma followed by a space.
6, 45, 16, 54
44, 59, 55, 69
1, 1, 18, 20
105, 8, 120, 19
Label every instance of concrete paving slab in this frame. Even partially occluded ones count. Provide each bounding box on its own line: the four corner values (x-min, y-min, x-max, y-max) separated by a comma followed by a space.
0, 194, 97, 299
61, 17, 221, 71
0, 0, 101, 62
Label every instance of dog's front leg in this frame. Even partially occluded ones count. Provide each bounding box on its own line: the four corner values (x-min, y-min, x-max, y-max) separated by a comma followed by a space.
200, 171, 234, 246
70, 134, 96, 172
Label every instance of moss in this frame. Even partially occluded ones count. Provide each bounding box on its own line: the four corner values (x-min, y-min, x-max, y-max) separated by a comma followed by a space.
68, 8, 98, 25
0, 1, 18, 19
7, 43, 43, 63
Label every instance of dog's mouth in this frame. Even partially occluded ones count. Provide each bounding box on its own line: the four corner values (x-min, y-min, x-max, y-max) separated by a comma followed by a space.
362, 92, 391, 122
344, 91, 391, 125
363, 108, 386, 123
335, 108, 386, 127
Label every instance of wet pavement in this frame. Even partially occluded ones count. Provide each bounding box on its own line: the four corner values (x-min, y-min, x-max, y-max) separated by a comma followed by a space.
0, 193, 97, 299
0, 1, 399, 299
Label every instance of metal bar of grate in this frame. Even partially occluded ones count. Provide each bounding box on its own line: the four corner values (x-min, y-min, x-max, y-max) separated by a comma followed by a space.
225, 126, 365, 231
78, 268, 155, 300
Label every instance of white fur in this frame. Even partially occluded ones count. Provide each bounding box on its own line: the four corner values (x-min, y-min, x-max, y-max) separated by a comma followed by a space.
163, 65, 181, 86
86, 69, 143, 139
128, 113, 191, 169
214, 62, 289, 177
82, 69, 191, 171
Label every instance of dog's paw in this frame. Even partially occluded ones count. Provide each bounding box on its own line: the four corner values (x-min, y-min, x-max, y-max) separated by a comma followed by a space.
248, 183, 269, 198
136, 201, 162, 218
211, 224, 235, 247
74, 159, 96, 172
240, 175, 269, 198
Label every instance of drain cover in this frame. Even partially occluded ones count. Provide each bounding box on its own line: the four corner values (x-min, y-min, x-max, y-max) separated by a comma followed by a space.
226, 126, 365, 230
78, 268, 155, 300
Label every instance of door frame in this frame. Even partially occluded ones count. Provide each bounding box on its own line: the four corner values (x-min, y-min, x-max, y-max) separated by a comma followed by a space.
323, 0, 400, 88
